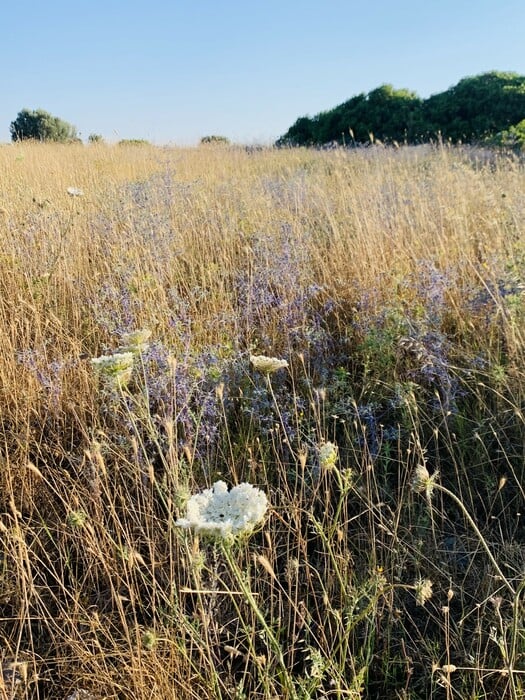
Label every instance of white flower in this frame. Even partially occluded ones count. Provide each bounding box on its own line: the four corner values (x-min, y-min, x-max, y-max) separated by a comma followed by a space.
411, 463, 439, 499
91, 351, 135, 387
67, 187, 84, 196
318, 441, 338, 470
91, 351, 134, 373
250, 354, 289, 374
176, 481, 268, 540
118, 328, 152, 354
414, 578, 434, 606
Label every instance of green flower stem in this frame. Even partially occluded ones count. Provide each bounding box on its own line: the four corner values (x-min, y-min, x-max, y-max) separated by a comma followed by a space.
507, 578, 525, 700
434, 483, 515, 597
220, 542, 297, 699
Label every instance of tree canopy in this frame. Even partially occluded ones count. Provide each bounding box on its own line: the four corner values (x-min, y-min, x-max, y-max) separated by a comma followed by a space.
10, 108, 79, 142
200, 135, 230, 145
277, 72, 525, 147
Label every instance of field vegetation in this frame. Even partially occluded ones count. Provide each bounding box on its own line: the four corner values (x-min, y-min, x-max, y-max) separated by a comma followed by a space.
0, 141, 524, 699
278, 71, 525, 148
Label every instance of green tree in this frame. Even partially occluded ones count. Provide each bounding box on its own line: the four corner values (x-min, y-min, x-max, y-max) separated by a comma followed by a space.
200, 135, 230, 145
117, 139, 150, 146
423, 72, 525, 142
363, 85, 423, 142
10, 108, 79, 142
276, 116, 315, 146
319, 94, 368, 144
277, 86, 423, 146
277, 71, 525, 147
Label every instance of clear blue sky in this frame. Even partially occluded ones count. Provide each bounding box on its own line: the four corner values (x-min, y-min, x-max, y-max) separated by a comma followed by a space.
2, 0, 525, 145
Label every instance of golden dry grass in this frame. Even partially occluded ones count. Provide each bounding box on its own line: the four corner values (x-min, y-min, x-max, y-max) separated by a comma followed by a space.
0, 141, 524, 699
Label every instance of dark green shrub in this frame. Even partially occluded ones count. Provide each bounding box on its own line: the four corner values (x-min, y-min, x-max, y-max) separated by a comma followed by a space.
423, 72, 525, 142
10, 108, 79, 142
117, 139, 150, 146
277, 71, 525, 146
200, 135, 230, 145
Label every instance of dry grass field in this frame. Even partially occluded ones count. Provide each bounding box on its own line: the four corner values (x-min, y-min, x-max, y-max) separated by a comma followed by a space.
0, 141, 524, 699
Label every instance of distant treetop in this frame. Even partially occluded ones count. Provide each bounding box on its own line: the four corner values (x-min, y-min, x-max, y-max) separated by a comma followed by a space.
277, 71, 525, 148
10, 108, 79, 143
117, 139, 151, 146
200, 135, 230, 145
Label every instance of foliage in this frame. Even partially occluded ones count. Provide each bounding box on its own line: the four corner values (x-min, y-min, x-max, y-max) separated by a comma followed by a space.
200, 134, 230, 145
423, 71, 525, 142
278, 71, 525, 146
118, 138, 150, 146
87, 133, 104, 144
10, 108, 79, 142
489, 118, 525, 151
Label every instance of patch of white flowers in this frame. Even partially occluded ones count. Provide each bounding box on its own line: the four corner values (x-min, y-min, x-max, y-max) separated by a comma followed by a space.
250, 354, 289, 374
91, 329, 152, 389
91, 352, 134, 388
176, 481, 268, 540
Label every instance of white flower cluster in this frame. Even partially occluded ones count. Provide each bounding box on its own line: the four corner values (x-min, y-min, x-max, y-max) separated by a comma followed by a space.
118, 328, 152, 354
91, 352, 134, 388
67, 187, 84, 197
411, 463, 439, 499
91, 329, 152, 389
414, 577, 434, 606
318, 441, 339, 470
250, 354, 289, 374
176, 480, 268, 540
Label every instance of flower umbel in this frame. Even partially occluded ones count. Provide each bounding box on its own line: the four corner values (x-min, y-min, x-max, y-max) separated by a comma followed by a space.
91, 351, 135, 388
250, 354, 289, 374
175, 481, 268, 540
141, 629, 158, 651
118, 329, 152, 354
411, 463, 439, 499
318, 441, 339, 470
414, 577, 434, 606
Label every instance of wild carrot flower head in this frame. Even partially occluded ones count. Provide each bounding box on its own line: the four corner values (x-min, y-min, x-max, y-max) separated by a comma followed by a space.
411, 463, 439, 499
67, 187, 84, 196
318, 441, 339, 470
141, 630, 158, 651
250, 354, 289, 374
118, 329, 152, 354
91, 352, 134, 388
414, 578, 434, 606
175, 481, 268, 540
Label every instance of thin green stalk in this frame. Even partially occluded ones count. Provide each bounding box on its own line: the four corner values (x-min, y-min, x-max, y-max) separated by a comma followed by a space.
221, 542, 298, 699
434, 483, 515, 597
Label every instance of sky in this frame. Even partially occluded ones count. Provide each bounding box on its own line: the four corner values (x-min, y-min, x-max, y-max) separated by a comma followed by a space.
2, 0, 525, 145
